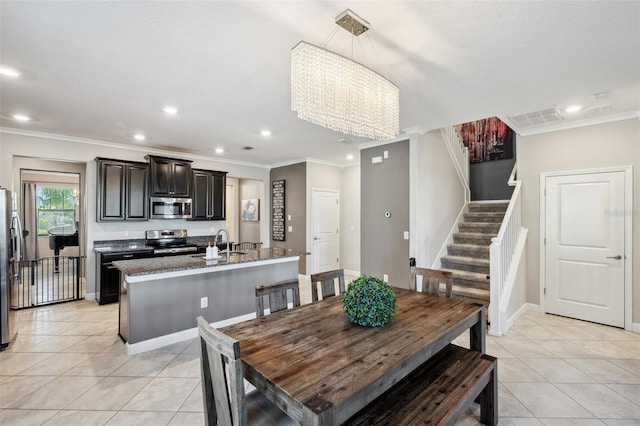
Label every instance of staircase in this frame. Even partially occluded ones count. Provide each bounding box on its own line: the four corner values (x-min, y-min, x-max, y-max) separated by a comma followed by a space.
441, 201, 509, 306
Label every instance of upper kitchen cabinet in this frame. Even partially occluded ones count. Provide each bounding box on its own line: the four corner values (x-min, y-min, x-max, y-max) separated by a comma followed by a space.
96, 158, 149, 221
191, 169, 227, 220
146, 155, 192, 197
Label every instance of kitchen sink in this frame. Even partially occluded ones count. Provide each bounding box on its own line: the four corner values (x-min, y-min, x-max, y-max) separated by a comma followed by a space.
221, 251, 245, 256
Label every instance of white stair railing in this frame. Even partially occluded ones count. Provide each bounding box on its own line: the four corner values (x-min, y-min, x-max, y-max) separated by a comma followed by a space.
441, 126, 470, 203
489, 164, 526, 336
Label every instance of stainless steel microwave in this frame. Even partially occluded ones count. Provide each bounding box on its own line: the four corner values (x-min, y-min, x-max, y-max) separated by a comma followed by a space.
150, 197, 192, 219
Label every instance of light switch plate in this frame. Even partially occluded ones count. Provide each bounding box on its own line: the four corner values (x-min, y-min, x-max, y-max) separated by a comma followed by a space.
404, 231, 409, 240
288, 226, 293, 232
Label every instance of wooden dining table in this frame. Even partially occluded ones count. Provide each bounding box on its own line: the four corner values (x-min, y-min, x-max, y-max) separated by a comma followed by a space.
220, 287, 486, 425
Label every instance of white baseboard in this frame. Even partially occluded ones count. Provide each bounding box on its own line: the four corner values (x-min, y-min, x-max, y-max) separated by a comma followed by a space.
631, 322, 640, 334
525, 303, 540, 312
84, 293, 96, 301
125, 311, 256, 356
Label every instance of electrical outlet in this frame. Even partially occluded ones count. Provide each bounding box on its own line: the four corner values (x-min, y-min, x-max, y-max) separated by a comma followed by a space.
404, 231, 409, 240
123, 230, 128, 237
383, 150, 389, 159
200, 297, 208, 309
383, 274, 388, 282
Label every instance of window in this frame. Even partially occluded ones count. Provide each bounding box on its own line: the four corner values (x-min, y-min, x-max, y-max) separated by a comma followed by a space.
37, 186, 77, 236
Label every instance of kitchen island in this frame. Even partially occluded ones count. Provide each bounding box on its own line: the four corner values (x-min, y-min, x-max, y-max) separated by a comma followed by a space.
113, 248, 306, 354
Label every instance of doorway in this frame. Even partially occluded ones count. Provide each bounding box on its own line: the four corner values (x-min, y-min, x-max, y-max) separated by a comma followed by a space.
16, 167, 85, 308
312, 189, 339, 273
541, 167, 632, 328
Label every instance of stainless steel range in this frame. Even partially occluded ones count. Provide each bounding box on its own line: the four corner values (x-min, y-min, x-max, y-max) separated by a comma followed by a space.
145, 229, 198, 255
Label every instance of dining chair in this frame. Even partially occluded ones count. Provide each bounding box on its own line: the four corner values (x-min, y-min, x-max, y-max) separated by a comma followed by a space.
255, 278, 300, 317
196, 316, 297, 426
234, 242, 262, 251
309, 269, 346, 302
410, 266, 454, 297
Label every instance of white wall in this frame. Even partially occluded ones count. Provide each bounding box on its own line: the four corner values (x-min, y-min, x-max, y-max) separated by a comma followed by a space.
518, 118, 640, 323
412, 130, 466, 268
306, 162, 342, 274
1, 131, 271, 296
340, 164, 360, 274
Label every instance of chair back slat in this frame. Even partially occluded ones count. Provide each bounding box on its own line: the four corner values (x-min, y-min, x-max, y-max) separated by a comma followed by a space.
234, 242, 262, 251
197, 316, 247, 426
410, 267, 453, 298
255, 279, 300, 317
310, 269, 345, 302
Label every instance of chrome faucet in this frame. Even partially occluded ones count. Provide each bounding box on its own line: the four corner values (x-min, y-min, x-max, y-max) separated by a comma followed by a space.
215, 228, 229, 260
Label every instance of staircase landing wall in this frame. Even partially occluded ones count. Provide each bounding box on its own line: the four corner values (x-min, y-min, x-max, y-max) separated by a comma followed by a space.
412, 131, 466, 269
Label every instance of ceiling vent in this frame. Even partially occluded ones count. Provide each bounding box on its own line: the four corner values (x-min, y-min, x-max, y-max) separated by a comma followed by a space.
507, 107, 562, 127
242, 146, 254, 150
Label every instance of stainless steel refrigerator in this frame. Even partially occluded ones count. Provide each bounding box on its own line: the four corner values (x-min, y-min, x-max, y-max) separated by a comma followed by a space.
1, 187, 21, 349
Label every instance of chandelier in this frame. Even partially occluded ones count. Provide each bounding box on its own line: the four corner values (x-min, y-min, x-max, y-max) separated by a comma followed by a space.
291, 10, 399, 141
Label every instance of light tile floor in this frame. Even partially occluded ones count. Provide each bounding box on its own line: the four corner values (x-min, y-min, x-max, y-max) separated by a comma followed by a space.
1, 279, 639, 425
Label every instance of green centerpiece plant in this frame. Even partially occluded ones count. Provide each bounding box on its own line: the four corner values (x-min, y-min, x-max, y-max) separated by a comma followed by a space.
343, 275, 396, 327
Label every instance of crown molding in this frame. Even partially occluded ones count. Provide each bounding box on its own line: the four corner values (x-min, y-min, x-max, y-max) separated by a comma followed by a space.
0, 127, 271, 169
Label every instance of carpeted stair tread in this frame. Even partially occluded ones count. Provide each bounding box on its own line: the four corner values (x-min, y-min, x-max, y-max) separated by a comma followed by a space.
447, 243, 490, 259
441, 256, 489, 266
441, 269, 490, 291
453, 232, 495, 246
458, 222, 501, 234
441, 256, 490, 274
463, 212, 506, 223
468, 201, 509, 213
452, 285, 490, 301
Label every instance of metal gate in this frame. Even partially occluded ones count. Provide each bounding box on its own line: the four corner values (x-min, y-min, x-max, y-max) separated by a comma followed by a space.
12, 256, 85, 309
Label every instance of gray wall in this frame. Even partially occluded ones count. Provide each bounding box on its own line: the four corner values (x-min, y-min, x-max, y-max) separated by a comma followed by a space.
518, 118, 640, 323
470, 157, 515, 201
270, 162, 307, 275
361, 140, 410, 288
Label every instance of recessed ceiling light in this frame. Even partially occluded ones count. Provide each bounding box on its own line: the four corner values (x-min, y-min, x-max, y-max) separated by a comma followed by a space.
260, 129, 272, 137
133, 133, 146, 141
215, 148, 224, 154
163, 106, 178, 115
346, 154, 354, 160
565, 105, 583, 113
0, 66, 21, 78
13, 114, 30, 122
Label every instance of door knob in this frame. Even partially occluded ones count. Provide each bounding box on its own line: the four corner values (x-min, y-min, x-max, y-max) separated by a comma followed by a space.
606, 255, 622, 260
314, 237, 320, 240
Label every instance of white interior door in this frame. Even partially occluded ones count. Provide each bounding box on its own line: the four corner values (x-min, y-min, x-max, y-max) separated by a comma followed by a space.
313, 190, 339, 273
545, 171, 625, 327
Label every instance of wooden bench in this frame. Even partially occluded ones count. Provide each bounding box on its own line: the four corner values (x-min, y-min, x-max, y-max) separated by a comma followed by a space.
344, 344, 498, 426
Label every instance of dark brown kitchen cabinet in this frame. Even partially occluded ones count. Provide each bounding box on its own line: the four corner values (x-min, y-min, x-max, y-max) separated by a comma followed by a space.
96, 158, 149, 221
146, 155, 192, 197
191, 169, 227, 220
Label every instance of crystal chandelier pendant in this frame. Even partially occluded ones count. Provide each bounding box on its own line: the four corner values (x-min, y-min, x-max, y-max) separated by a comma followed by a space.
290, 11, 399, 141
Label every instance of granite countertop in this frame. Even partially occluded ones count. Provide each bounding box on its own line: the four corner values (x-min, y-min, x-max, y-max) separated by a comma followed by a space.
93, 236, 223, 253
112, 247, 307, 277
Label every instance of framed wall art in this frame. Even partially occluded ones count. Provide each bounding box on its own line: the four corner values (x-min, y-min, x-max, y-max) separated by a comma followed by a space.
272, 180, 285, 241
241, 198, 259, 221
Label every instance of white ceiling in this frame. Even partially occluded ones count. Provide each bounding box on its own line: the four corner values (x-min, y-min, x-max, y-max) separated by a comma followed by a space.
1, 1, 638, 167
